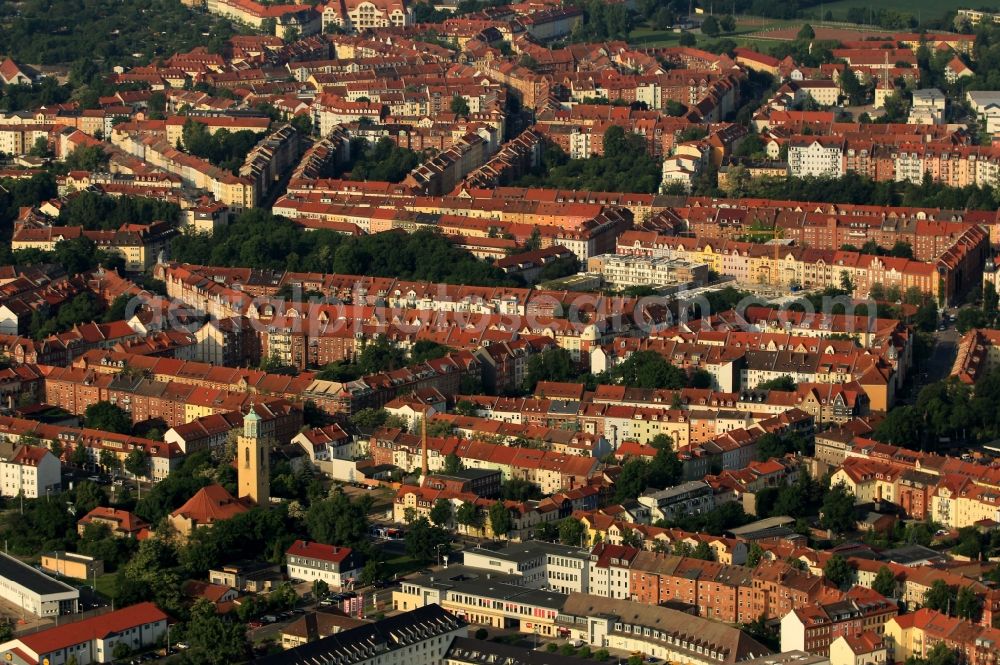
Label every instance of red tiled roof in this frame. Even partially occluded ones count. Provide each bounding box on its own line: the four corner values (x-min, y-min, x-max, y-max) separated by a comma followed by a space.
17, 602, 167, 656
285, 539, 354, 563
170, 484, 249, 525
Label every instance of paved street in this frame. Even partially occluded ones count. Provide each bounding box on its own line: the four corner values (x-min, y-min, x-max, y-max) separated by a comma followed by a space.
925, 328, 960, 384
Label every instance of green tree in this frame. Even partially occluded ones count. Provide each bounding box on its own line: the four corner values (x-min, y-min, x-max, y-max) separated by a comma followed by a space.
956, 585, 983, 621
905, 643, 958, 665
74, 480, 106, 514
839, 67, 866, 105
405, 517, 451, 562
312, 578, 329, 600
823, 554, 853, 589
701, 15, 720, 37
797, 23, 815, 40
488, 502, 513, 539
559, 517, 586, 546
456, 501, 482, 531
524, 347, 576, 392
890, 241, 914, 259
455, 400, 477, 417
305, 489, 373, 551
756, 375, 797, 391
443, 452, 463, 475
923, 580, 957, 613
359, 558, 385, 587
450, 95, 470, 117
99, 449, 120, 474
84, 401, 132, 434
350, 408, 389, 430
28, 136, 52, 158
71, 443, 90, 468
873, 565, 897, 597
184, 598, 248, 664
820, 483, 856, 534
747, 542, 765, 567
429, 499, 453, 527
719, 15, 736, 33
124, 450, 150, 479
112, 641, 131, 661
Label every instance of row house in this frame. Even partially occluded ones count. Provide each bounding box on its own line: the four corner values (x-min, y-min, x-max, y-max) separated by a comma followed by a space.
370, 428, 599, 494
612, 226, 988, 307
885, 609, 1000, 665
0, 415, 182, 481
781, 587, 900, 656
301, 351, 481, 417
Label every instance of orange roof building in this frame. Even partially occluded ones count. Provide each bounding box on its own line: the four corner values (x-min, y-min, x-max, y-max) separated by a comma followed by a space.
167, 484, 250, 539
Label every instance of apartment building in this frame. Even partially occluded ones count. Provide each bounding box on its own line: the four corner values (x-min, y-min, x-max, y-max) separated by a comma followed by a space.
637, 481, 715, 524
585, 254, 709, 289
0, 414, 182, 481
884, 609, 1000, 665
788, 138, 845, 178
285, 540, 364, 590
780, 587, 899, 656
0, 442, 60, 499
322, 0, 413, 32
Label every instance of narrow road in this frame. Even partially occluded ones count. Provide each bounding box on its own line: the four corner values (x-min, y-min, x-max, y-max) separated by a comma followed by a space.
925, 328, 959, 384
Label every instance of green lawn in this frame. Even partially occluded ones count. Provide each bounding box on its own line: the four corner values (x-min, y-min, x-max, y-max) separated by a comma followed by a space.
94, 572, 118, 600
381, 553, 424, 580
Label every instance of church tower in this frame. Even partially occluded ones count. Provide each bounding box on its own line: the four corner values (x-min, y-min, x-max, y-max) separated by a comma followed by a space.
238, 406, 269, 506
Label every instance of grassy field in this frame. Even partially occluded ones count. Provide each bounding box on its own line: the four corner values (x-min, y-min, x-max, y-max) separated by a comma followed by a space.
381, 552, 423, 580
799, 0, 968, 22
629, 18, 792, 48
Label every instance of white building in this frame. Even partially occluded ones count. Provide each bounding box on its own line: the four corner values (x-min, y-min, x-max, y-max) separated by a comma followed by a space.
586, 254, 709, 289
788, 138, 844, 178
587, 543, 639, 600
0, 553, 78, 619
662, 142, 708, 192
462, 541, 591, 595
322, 0, 413, 32
908, 89, 946, 125
558, 594, 773, 665
637, 481, 715, 523
285, 540, 363, 590
0, 443, 61, 499
830, 633, 889, 665
0, 602, 167, 665
967, 90, 1000, 134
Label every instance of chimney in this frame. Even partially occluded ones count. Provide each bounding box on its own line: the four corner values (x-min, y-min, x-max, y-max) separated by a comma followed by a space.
421, 414, 428, 477
304, 612, 319, 643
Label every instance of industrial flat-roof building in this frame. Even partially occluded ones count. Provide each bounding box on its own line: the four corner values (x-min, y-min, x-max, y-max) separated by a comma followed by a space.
0, 552, 78, 617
